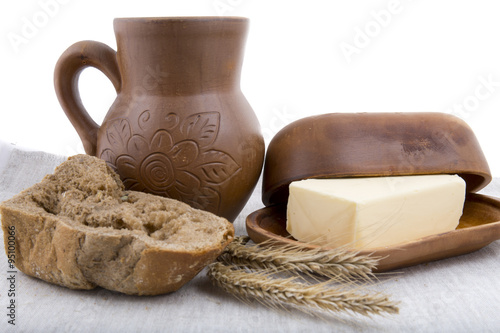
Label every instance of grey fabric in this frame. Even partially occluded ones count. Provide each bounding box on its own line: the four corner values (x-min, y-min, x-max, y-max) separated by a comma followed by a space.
0, 145, 499, 332
0, 148, 66, 201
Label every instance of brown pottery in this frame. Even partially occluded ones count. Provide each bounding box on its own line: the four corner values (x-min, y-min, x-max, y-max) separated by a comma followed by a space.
247, 111, 497, 271
262, 112, 491, 206
54, 17, 265, 221
246, 193, 500, 272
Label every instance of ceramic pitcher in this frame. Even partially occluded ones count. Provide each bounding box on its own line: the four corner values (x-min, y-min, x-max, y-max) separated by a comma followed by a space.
54, 17, 265, 221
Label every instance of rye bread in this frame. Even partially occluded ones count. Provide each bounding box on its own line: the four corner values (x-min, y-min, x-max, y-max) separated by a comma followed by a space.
0, 154, 234, 295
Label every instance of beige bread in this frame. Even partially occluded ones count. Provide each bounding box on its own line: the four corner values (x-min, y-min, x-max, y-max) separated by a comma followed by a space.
0, 154, 234, 295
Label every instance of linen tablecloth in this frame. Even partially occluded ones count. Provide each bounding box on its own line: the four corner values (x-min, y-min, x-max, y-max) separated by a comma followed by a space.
0, 145, 499, 332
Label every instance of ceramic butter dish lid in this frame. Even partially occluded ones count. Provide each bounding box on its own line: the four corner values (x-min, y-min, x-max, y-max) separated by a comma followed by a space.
262, 112, 491, 206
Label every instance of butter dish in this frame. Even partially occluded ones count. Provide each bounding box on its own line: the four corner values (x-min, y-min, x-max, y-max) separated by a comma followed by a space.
247, 112, 498, 271
246, 193, 500, 272
262, 112, 491, 206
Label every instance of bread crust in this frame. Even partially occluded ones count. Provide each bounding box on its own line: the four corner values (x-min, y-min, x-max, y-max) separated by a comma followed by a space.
0, 155, 234, 295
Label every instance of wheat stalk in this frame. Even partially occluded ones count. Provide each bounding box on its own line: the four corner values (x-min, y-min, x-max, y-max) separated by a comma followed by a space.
223, 236, 379, 281
207, 261, 399, 317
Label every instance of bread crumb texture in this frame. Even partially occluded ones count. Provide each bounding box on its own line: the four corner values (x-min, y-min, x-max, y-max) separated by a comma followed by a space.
0, 154, 234, 295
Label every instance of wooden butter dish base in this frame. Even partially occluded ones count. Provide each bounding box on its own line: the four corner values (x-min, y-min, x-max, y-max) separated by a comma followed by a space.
246, 193, 500, 272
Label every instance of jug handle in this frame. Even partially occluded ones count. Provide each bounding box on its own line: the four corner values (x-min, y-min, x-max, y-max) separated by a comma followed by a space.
54, 40, 121, 156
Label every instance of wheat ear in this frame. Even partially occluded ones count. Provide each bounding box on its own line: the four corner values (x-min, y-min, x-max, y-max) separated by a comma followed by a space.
223, 236, 379, 281
207, 261, 399, 317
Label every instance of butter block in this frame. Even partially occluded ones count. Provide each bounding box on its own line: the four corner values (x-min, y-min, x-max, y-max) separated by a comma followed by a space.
286, 175, 466, 249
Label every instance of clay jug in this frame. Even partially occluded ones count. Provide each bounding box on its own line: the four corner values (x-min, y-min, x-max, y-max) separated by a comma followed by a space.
54, 17, 265, 222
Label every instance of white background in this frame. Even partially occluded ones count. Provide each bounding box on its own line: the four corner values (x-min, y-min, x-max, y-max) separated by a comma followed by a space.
1, 0, 499, 176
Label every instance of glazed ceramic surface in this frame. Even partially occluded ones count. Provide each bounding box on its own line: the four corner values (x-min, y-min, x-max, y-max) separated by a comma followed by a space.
54, 17, 265, 221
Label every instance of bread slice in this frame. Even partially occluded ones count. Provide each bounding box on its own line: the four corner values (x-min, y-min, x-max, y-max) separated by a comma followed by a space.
0, 154, 234, 295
